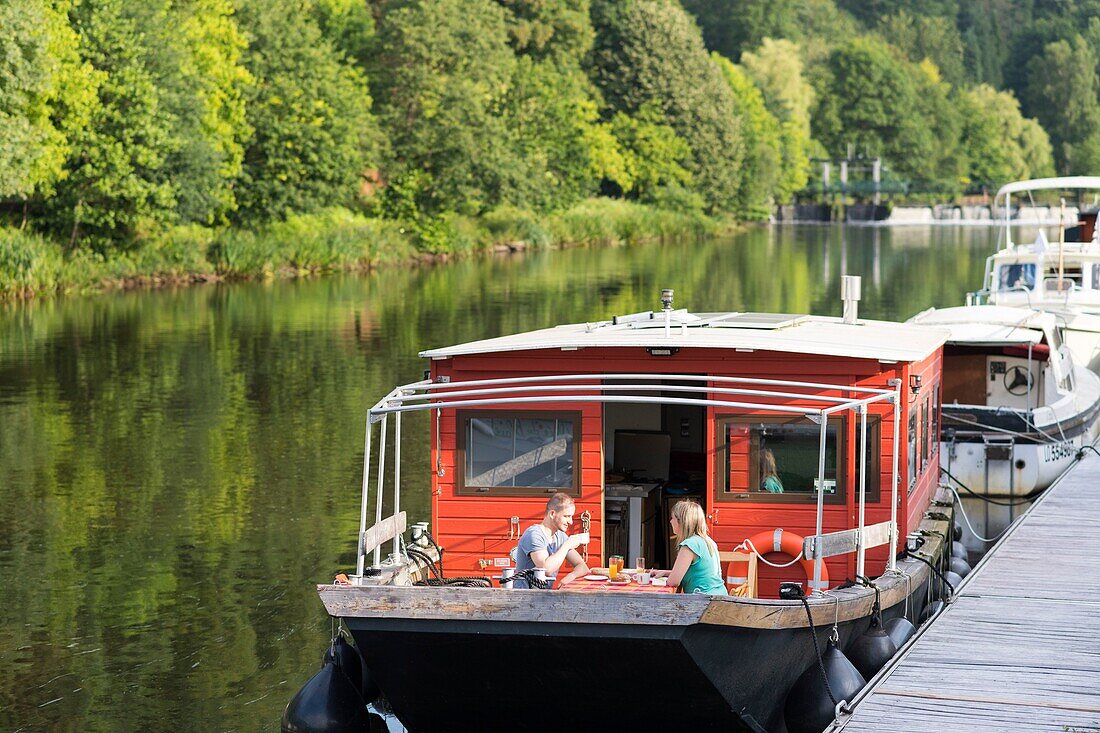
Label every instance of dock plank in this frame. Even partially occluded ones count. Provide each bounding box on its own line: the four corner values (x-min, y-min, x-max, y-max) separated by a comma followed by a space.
837, 453, 1100, 732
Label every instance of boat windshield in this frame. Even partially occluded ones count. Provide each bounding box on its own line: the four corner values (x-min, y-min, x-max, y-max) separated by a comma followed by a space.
998, 263, 1036, 291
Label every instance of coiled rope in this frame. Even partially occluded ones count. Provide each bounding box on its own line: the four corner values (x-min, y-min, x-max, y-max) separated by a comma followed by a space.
507, 568, 551, 589
415, 576, 492, 588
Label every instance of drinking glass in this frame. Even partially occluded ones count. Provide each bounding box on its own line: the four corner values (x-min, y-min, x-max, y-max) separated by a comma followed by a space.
635, 556, 645, 572
609, 555, 623, 580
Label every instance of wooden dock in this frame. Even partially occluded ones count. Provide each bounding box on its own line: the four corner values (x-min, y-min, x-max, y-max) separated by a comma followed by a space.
833, 452, 1100, 733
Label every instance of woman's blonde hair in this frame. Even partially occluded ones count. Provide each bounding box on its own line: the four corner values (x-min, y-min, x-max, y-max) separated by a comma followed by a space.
672, 500, 717, 558
761, 448, 778, 478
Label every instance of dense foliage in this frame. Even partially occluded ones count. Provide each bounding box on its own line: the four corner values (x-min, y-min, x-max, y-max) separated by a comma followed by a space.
0, 0, 1095, 283
682, 0, 1096, 190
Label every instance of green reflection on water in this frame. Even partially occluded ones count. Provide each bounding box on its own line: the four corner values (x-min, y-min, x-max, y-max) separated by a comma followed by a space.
0, 225, 993, 730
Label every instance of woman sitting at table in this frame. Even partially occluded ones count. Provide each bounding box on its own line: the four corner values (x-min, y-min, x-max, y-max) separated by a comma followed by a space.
654, 500, 728, 595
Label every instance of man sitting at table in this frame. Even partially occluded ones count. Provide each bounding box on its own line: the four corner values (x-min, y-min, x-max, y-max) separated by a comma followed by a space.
514, 492, 590, 589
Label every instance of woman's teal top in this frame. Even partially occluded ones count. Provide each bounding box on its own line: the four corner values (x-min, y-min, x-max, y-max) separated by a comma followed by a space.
762, 475, 784, 493
678, 535, 729, 595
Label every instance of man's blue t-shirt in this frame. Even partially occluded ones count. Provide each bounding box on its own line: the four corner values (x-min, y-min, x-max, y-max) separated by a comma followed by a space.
514, 524, 567, 589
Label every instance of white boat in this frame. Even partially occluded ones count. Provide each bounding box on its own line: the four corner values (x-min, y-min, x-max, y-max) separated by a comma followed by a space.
971, 176, 1100, 372
909, 304, 1100, 496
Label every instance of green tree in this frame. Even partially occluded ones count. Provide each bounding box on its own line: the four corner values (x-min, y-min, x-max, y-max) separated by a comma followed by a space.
877, 11, 966, 88
957, 84, 1054, 187
609, 100, 695, 205
311, 0, 376, 68
958, 0, 1027, 88
713, 54, 781, 218
496, 0, 593, 60
156, 0, 252, 224
912, 60, 965, 191
1003, 16, 1077, 103
679, 0, 856, 63
495, 0, 614, 211
1018, 118, 1057, 180
679, 0, 797, 61
500, 59, 616, 211
370, 0, 516, 217
588, 0, 744, 214
812, 37, 959, 187
47, 0, 177, 247
740, 38, 814, 200
1023, 35, 1100, 174
0, 0, 95, 207
836, 0, 959, 28
235, 0, 378, 222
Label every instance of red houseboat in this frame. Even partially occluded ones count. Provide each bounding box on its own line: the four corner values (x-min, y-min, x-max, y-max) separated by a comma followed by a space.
318, 286, 954, 733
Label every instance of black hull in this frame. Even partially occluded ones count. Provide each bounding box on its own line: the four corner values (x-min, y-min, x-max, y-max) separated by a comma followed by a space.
345, 589, 930, 733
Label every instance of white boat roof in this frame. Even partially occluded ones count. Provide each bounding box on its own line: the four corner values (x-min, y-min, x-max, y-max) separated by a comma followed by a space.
421, 311, 948, 362
997, 177, 1100, 200
908, 305, 1050, 345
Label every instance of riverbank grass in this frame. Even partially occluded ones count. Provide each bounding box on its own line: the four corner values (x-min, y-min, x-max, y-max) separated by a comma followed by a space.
0, 199, 726, 299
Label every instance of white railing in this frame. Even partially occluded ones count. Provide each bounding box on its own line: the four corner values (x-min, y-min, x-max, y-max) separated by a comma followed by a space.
354, 373, 902, 592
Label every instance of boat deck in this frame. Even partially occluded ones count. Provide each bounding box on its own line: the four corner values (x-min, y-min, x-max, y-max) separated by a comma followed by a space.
834, 451, 1100, 732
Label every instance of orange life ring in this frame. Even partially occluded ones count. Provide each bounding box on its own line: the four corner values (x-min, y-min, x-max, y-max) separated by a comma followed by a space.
726, 528, 829, 595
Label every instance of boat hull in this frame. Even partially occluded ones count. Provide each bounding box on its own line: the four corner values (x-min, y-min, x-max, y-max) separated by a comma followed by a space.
343, 597, 927, 733
940, 436, 1079, 496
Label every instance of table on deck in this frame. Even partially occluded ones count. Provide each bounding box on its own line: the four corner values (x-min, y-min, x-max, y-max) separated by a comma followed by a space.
562, 577, 677, 594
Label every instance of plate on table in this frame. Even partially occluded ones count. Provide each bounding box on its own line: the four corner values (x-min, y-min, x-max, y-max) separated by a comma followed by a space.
608, 578, 631, 586
583, 574, 608, 581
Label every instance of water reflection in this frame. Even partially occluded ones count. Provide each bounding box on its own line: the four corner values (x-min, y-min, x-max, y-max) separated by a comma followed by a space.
0, 225, 995, 730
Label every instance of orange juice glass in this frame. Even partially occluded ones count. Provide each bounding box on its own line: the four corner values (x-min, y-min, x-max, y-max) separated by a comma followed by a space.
609, 555, 623, 580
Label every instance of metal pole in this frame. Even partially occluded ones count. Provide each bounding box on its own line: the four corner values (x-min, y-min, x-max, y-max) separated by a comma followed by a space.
856, 404, 869, 579
392, 409, 402, 558
373, 414, 388, 567
889, 381, 901, 573
813, 414, 828, 594
356, 417, 373, 577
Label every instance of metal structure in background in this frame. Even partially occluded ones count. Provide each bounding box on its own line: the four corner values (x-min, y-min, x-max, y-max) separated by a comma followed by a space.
354, 373, 903, 592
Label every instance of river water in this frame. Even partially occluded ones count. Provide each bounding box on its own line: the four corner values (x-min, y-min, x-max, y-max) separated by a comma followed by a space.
0, 225, 996, 731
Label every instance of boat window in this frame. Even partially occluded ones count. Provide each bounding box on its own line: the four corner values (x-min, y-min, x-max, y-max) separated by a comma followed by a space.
998, 263, 1035, 290
907, 409, 918, 491
852, 415, 882, 502
921, 396, 932, 471
1093, 264, 1100, 291
456, 411, 581, 496
716, 416, 844, 504
1048, 325, 1063, 353
933, 384, 941, 453
1043, 265, 1082, 290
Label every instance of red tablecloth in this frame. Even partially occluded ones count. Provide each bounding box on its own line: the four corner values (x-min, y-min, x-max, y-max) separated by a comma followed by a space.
562, 577, 676, 593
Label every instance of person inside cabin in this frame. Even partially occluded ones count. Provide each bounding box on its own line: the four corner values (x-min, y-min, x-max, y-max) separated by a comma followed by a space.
653, 500, 729, 595
760, 448, 784, 493
513, 492, 590, 589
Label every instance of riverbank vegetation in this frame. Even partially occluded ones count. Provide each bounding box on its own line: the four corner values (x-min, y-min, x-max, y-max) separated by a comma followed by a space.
1, 0, 1097, 298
